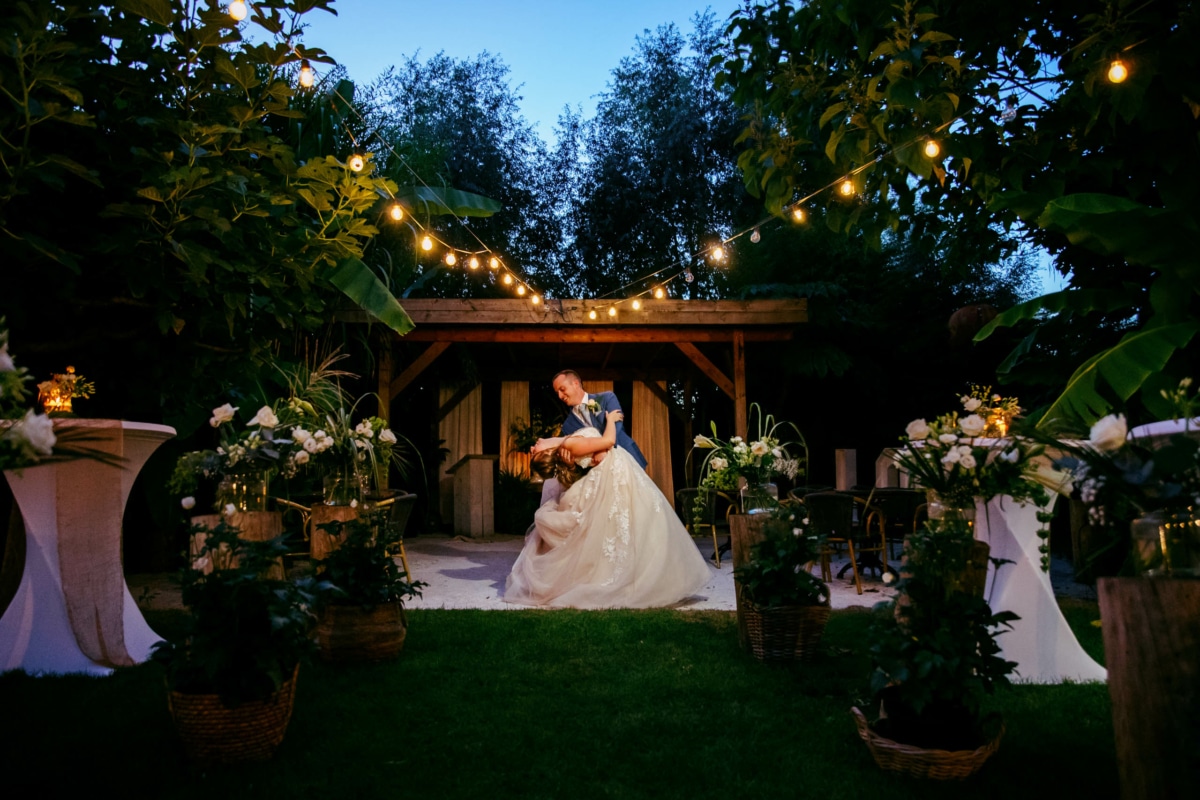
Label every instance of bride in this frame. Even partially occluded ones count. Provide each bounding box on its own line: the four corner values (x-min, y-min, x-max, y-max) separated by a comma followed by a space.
504, 410, 712, 608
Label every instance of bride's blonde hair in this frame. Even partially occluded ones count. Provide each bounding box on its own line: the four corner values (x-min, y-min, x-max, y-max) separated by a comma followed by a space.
531, 446, 583, 489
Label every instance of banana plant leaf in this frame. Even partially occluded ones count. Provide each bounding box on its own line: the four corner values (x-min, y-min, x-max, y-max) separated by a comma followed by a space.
394, 186, 501, 218
329, 257, 415, 335
1037, 322, 1200, 428
974, 288, 1134, 342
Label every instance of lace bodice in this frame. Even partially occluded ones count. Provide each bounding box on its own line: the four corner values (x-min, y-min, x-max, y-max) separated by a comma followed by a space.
571, 426, 602, 468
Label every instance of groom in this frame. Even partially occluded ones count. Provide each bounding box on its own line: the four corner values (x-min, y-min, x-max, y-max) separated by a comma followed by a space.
551, 369, 647, 468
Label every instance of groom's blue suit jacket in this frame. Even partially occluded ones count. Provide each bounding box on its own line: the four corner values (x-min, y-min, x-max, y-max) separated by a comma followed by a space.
560, 391, 648, 469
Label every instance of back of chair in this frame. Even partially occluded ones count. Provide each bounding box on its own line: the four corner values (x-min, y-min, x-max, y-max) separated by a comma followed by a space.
868, 488, 927, 537
676, 487, 716, 528
386, 493, 418, 540
802, 491, 855, 538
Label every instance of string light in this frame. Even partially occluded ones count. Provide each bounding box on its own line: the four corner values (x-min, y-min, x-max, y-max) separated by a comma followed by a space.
388, 203, 404, 222
1107, 59, 1128, 84
488, 256, 500, 270
348, 154, 365, 172
589, 309, 598, 320
750, 228, 761, 243
653, 287, 665, 299
923, 139, 941, 158
298, 60, 314, 89
227, 1, 248, 21
517, 285, 527, 296
791, 207, 806, 223
607, 307, 617, 317
468, 256, 480, 270
631, 299, 641, 310
710, 245, 725, 262
531, 294, 541, 305
684, 269, 694, 283
502, 273, 513, 285
445, 252, 457, 266
420, 235, 433, 251
838, 179, 855, 197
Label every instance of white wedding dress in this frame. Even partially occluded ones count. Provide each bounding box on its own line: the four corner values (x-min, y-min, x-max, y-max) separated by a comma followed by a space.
504, 428, 712, 608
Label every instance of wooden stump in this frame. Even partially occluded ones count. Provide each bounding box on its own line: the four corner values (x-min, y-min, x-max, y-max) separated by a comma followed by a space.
310, 504, 358, 562
730, 514, 768, 650
190, 512, 284, 580
1098, 577, 1200, 798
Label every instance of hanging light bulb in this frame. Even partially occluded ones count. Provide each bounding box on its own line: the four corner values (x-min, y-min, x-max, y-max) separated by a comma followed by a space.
420, 235, 434, 251
531, 294, 541, 305
468, 256, 480, 270
588, 309, 598, 320
502, 273, 513, 285
923, 139, 941, 158
298, 60, 315, 88
348, 154, 365, 172
1000, 95, 1018, 122
653, 287, 665, 300
791, 206, 807, 223
488, 256, 500, 270
607, 307, 617, 318
684, 269, 694, 284
631, 299, 642, 310
228, 1, 248, 21
750, 228, 761, 243
445, 252, 457, 266
710, 245, 725, 262
388, 203, 404, 222
839, 179, 855, 197
1107, 58, 1128, 84
517, 285, 527, 296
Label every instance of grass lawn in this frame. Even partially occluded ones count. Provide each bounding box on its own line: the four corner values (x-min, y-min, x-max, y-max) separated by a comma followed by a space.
0, 602, 1114, 799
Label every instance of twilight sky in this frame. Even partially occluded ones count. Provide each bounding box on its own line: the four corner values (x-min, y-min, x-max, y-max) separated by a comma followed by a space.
298, 0, 744, 138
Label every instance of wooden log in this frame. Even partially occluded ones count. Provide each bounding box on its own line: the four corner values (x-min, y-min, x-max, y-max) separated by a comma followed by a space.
310, 504, 358, 562
730, 514, 768, 650
190, 512, 284, 580
1098, 577, 1200, 799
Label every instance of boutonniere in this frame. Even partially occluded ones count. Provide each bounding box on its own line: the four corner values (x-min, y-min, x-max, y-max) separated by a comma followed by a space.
586, 399, 601, 415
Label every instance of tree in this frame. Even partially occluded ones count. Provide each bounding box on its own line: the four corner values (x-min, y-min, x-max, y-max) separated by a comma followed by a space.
719, 0, 1200, 425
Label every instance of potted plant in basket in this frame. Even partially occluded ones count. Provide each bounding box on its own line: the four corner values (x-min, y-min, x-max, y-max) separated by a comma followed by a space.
151, 520, 324, 764
734, 507, 830, 662
854, 515, 1017, 779
314, 508, 426, 663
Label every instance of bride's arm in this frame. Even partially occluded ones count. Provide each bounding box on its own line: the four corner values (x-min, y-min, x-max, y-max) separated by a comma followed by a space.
531, 436, 565, 454
561, 411, 622, 457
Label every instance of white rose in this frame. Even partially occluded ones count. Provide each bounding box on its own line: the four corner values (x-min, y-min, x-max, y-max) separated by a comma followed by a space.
355, 420, 374, 437
210, 403, 238, 427
938, 433, 959, 444
709, 456, 728, 471
962, 397, 982, 412
941, 449, 962, 465
750, 441, 770, 456
379, 429, 397, 444
905, 419, 931, 440
959, 453, 977, 469
12, 410, 55, 456
793, 527, 802, 537
223, 503, 236, 516
294, 450, 310, 465
248, 406, 279, 428
882, 571, 895, 585
291, 427, 311, 444
350, 499, 358, 509
1089, 413, 1128, 453
192, 555, 211, 572
959, 414, 986, 437
730, 436, 743, 444
303, 437, 320, 453
733, 443, 748, 453
180, 496, 196, 510
802, 518, 810, 525
0, 344, 13, 372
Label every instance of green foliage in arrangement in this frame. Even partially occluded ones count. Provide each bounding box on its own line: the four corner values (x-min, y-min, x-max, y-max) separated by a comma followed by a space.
734, 507, 828, 609
317, 510, 425, 608
719, 0, 1200, 426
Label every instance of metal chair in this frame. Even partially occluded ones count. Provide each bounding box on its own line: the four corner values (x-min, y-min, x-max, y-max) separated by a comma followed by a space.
370, 492, 417, 581
802, 491, 867, 594
677, 487, 726, 567
842, 492, 890, 582
867, 488, 928, 559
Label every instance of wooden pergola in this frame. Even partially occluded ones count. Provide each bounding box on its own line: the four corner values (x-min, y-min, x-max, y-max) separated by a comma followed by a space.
373, 298, 808, 439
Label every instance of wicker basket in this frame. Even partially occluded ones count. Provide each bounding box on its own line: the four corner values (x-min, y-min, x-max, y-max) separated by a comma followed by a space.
315, 600, 407, 664
851, 707, 1004, 780
740, 594, 831, 663
167, 666, 299, 764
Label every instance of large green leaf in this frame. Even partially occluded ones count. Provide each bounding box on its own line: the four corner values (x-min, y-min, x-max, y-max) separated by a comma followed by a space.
328, 257, 415, 335
115, 0, 175, 26
1037, 322, 1200, 428
974, 288, 1134, 341
394, 186, 501, 218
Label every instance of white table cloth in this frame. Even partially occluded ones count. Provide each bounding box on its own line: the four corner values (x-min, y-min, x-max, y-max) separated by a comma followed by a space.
0, 419, 175, 675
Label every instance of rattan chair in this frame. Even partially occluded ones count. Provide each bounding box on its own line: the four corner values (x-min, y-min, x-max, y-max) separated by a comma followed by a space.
370, 492, 417, 581
677, 487, 726, 567
802, 491, 867, 594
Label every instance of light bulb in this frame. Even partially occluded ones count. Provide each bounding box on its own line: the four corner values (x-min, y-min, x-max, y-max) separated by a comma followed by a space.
502, 273, 513, 285
923, 139, 941, 158
348, 154, 365, 172
445, 252, 457, 266
588, 309, 598, 320
228, 1, 248, 21
607, 307, 617, 317
298, 61, 314, 88
421, 235, 433, 251
1107, 59, 1128, 84
653, 287, 665, 299
517, 285, 527, 296
791, 206, 806, 223
710, 245, 725, 262
632, 299, 641, 310
388, 203, 404, 221
750, 228, 761, 243
531, 295, 540, 305
839, 179, 854, 196
684, 269, 694, 284
468, 256, 480, 270
488, 256, 500, 270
